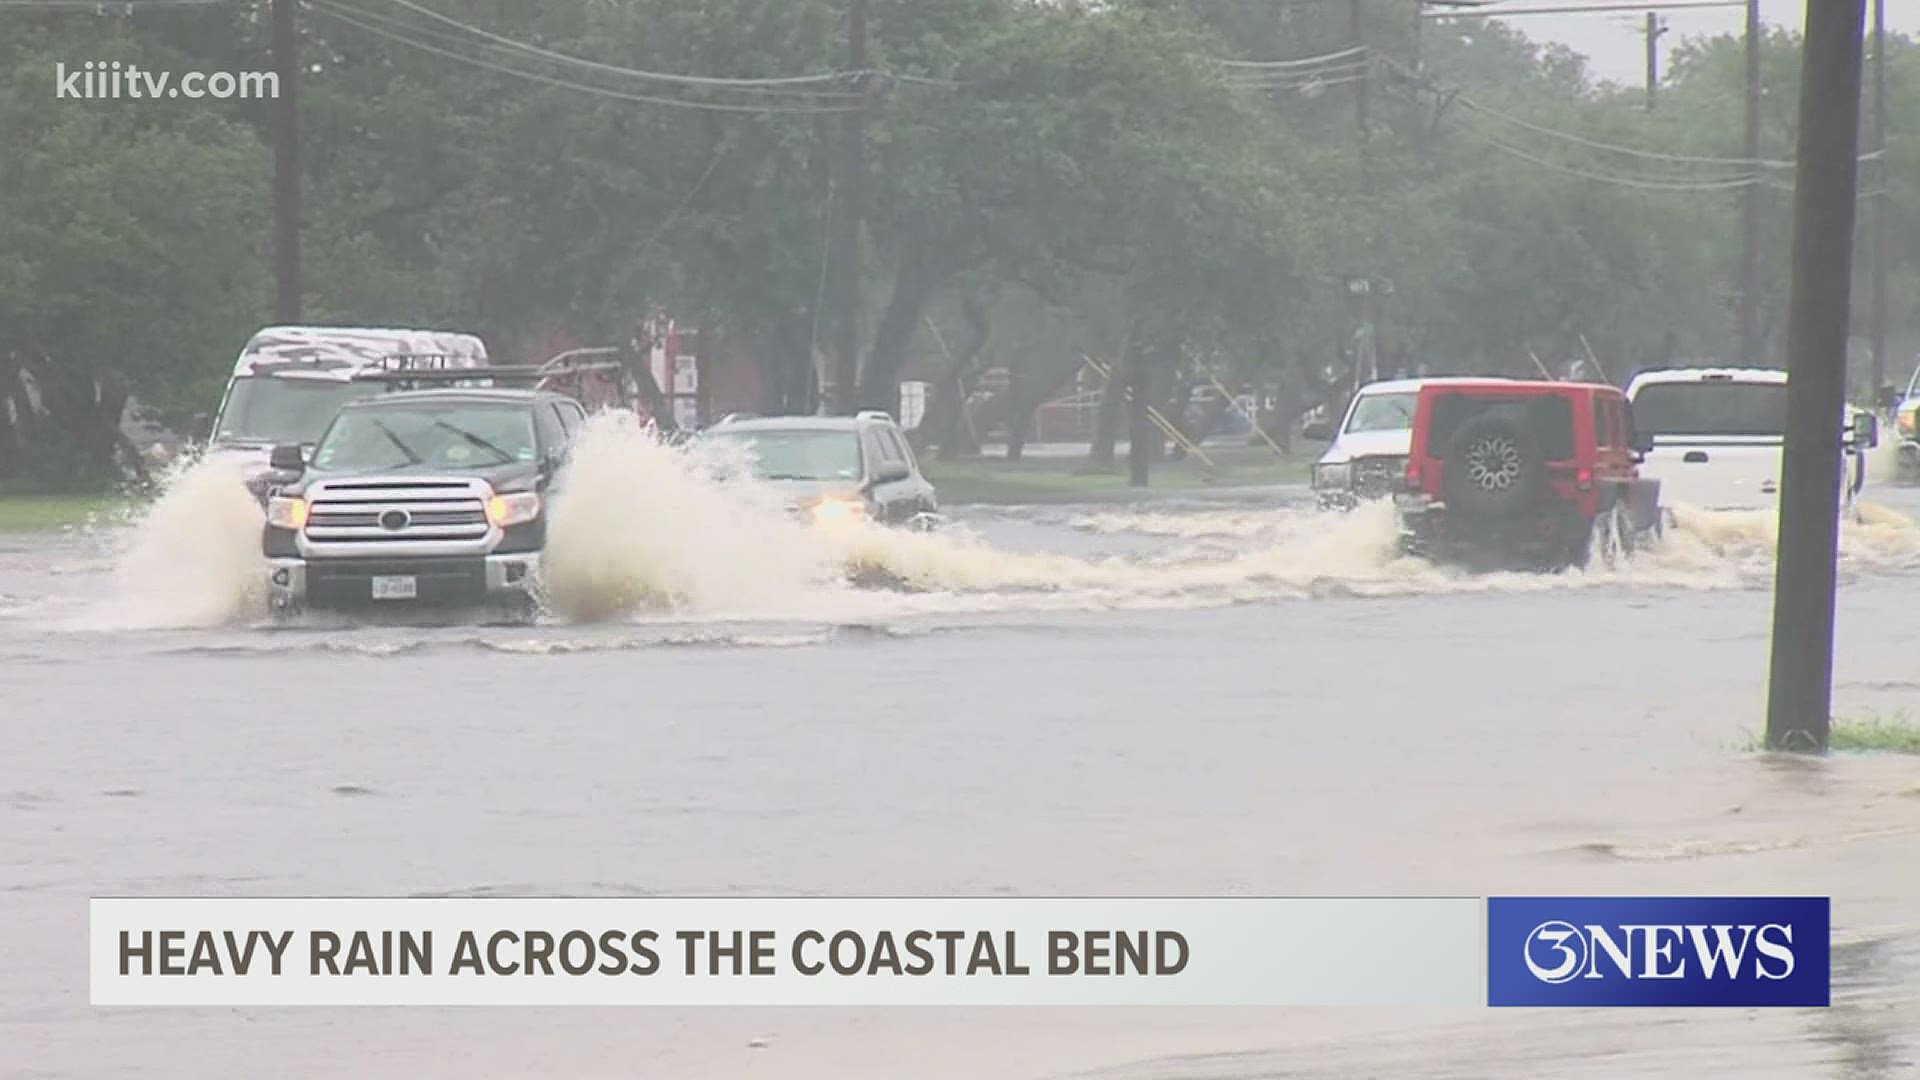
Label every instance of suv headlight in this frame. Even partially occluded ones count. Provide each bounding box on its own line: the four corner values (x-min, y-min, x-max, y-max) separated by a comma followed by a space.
486, 492, 542, 527
1313, 461, 1353, 490
265, 495, 308, 530
811, 496, 868, 525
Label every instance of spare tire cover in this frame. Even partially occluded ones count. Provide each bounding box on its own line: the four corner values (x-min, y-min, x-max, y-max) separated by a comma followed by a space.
1443, 408, 1546, 518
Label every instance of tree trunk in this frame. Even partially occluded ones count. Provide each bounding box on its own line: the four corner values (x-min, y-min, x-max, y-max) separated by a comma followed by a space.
926, 297, 991, 459
1128, 338, 1152, 487
1004, 363, 1031, 461
1088, 339, 1128, 471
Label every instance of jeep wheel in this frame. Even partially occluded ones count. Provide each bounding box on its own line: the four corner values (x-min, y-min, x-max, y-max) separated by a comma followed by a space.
1597, 502, 1636, 568
1442, 411, 1546, 518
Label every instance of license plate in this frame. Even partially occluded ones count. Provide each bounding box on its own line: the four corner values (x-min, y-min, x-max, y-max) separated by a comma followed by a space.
371, 575, 417, 601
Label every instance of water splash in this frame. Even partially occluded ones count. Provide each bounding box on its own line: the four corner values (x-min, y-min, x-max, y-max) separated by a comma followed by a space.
84, 453, 266, 630
539, 412, 846, 620
40, 417, 1920, 635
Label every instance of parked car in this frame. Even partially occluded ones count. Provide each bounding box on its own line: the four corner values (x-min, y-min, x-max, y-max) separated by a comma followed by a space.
699, 411, 939, 528
1624, 367, 1878, 517
1394, 379, 1662, 570
1307, 377, 1518, 510
1893, 361, 1920, 483
260, 387, 586, 615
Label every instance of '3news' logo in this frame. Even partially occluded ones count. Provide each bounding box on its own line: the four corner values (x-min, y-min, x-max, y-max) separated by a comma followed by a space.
1488, 897, 1829, 1007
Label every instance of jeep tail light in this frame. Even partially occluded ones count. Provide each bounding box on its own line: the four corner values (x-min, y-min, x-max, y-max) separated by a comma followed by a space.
1576, 468, 1593, 491
1404, 461, 1420, 491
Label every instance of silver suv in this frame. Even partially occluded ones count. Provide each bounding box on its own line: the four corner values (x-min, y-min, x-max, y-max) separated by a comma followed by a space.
700, 411, 939, 528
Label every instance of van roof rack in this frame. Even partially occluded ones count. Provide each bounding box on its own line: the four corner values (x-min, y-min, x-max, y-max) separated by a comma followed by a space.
354, 359, 628, 390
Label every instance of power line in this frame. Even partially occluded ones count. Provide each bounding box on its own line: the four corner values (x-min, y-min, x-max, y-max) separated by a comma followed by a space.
1219, 45, 1368, 70
373, 0, 852, 90
1462, 126, 1759, 190
308, 2, 863, 115
0, 0, 229, 7
1456, 94, 1795, 169
1424, 1, 1745, 17
1456, 93, 1884, 171
323, 1, 858, 101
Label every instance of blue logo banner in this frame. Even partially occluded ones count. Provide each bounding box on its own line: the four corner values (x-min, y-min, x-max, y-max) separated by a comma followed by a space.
1487, 896, 1829, 1007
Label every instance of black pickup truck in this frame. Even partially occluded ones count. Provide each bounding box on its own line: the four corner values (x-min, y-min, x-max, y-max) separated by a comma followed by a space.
262, 387, 585, 614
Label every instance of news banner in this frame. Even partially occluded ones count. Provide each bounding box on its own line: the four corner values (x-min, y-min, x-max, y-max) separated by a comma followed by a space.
90, 896, 1830, 1008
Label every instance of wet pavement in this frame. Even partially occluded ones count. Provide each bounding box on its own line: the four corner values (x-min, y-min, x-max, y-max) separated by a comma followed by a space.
3, 448, 1919, 1079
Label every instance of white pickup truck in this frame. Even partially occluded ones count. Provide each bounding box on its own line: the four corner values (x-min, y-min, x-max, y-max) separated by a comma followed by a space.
1624, 368, 1878, 519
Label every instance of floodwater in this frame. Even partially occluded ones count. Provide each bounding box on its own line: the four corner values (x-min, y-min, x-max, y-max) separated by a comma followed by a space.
4, 417, 1920, 1079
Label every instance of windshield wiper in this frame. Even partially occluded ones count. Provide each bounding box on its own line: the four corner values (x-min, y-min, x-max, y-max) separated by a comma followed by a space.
759, 473, 823, 481
432, 419, 515, 464
371, 419, 422, 466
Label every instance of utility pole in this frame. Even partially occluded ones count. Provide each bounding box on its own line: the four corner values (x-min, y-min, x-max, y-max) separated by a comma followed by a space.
1764, 0, 1867, 753
1412, 0, 1425, 74
271, 0, 302, 322
1644, 13, 1665, 112
1870, 0, 1888, 403
1349, 0, 1370, 147
828, 0, 869, 415
1737, 0, 1762, 363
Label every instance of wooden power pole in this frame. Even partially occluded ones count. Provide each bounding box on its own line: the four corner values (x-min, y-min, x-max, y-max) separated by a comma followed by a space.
1737, 0, 1762, 363
1764, 0, 1868, 753
1349, 0, 1370, 145
1870, 0, 1888, 400
1644, 14, 1666, 112
271, 0, 302, 322
828, 0, 869, 415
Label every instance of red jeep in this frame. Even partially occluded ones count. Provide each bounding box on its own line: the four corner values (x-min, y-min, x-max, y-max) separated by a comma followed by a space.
1394, 379, 1662, 570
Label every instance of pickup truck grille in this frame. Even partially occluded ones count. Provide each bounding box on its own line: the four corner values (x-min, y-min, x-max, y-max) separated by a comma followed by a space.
1353, 456, 1407, 499
304, 478, 491, 545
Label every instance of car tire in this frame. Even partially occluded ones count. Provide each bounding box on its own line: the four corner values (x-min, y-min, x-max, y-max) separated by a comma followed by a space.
1442, 409, 1547, 519
1601, 502, 1636, 567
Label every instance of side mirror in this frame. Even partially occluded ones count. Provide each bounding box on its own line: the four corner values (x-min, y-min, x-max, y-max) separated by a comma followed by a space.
269, 444, 306, 472
191, 412, 213, 441
873, 461, 911, 485
1631, 430, 1656, 455
1851, 411, 1880, 450
1301, 420, 1334, 442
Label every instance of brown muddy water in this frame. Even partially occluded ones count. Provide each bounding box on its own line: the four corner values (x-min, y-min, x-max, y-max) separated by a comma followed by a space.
4, 423, 1920, 1078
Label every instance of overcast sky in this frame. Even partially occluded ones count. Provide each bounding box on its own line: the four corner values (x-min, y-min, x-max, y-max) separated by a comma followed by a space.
1457, 1, 1920, 86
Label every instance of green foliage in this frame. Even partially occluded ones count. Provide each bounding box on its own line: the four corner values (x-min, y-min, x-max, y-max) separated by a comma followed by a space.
3, 1, 1918, 489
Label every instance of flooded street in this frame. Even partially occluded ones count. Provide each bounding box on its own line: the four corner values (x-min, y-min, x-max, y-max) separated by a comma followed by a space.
5, 449, 1920, 1078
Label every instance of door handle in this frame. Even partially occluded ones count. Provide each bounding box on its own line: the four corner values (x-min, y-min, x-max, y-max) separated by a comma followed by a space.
1683, 451, 1709, 464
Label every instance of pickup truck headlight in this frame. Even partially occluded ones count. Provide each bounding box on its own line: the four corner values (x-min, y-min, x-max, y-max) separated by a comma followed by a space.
265, 495, 308, 530
486, 492, 542, 527
1313, 462, 1353, 490
1898, 407, 1917, 437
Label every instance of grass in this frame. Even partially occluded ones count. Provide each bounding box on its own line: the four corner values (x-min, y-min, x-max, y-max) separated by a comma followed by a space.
922, 445, 1314, 505
1739, 710, 1920, 755
0, 494, 139, 532
1831, 711, 1920, 754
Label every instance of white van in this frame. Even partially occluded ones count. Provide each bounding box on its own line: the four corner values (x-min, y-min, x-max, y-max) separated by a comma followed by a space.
1306, 377, 1517, 509
205, 326, 490, 490
1624, 367, 1877, 517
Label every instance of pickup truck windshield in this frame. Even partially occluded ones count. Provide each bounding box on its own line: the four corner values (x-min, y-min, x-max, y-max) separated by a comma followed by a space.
1631, 382, 1786, 438
705, 429, 863, 481
1345, 392, 1416, 434
214, 377, 376, 446
312, 405, 538, 472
